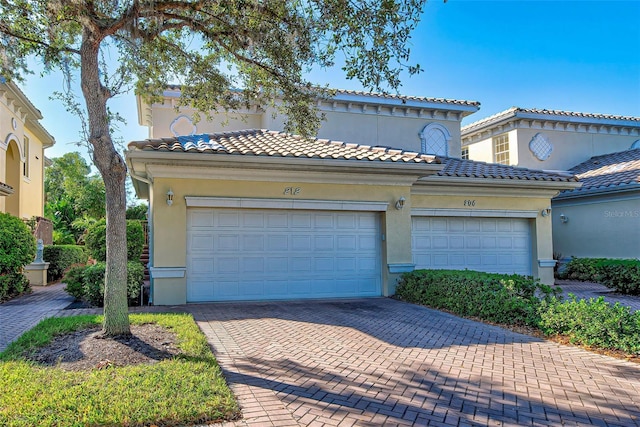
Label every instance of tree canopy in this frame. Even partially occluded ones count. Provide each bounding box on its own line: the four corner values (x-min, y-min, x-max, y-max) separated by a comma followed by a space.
0, 0, 427, 335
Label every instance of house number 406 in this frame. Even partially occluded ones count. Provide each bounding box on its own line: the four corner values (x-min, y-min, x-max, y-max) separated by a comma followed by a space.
284, 187, 301, 195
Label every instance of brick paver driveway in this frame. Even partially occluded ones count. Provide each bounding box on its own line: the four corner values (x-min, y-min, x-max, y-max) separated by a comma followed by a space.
188, 298, 640, 426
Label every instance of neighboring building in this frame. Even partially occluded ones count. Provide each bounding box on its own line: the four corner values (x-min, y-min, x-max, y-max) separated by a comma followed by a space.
127, 90, 579, 305
461, 107, 640, 170
462, 107, 640, 260
0, 80, 55, 219
552, 149, 640, 259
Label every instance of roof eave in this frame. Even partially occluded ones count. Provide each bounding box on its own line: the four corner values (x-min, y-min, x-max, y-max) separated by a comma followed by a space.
416, 175, 582, 191
554, 183, 640, 200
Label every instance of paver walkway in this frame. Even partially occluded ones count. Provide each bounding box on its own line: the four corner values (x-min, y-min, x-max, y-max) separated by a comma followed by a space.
554, 280, 640, 312
189, 298, 640, 427
0, 282, 74, 352
2, 282, 640, 426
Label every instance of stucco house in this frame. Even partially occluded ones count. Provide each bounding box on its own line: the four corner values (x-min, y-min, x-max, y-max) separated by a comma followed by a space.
1, 79, 55, 219
127, 90, 579, 305
461, 107, 640, 260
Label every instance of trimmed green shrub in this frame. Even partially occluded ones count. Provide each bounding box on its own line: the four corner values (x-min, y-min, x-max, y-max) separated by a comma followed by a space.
563, 257, 640, 295
63, 261, 144, 306
539, 295, 640, 353
63, 264, 87, 300
0, 272, 30, 303
85, 219, 145, 262
43, 245, 88, 283
0, 212, 36, 301
0, 212, 36, 273
396, 269, 560, 327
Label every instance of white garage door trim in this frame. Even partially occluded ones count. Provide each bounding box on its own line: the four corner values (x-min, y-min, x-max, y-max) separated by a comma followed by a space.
187, 208, 382, 302
412, 216, 532, 276
186, 196, 389, 212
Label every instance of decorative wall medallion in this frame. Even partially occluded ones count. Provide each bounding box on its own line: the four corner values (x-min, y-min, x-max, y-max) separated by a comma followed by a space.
11, 117, 17, 130
170, 115, 197, 137
529, 133, 553, 161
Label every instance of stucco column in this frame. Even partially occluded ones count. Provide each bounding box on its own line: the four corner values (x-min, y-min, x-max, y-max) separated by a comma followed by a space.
534, 212, 556, 286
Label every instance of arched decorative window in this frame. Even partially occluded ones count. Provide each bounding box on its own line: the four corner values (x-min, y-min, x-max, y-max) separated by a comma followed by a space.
419, 123, 450, 156
631, 140, 640, 150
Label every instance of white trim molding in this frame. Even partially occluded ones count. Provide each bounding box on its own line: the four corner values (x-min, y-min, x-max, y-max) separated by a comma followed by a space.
150, 267, 186, 279
387, 263, 416, 274
538, 259, 557, 268
411, 208, 539, 218
185, 197, 390, 212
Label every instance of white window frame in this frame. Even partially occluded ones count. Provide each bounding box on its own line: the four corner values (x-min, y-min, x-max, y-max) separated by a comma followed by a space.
493, 134, 510, 165
419, 123, 451, 156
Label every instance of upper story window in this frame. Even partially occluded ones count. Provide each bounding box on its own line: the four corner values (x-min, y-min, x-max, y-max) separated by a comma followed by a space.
461, 147, 469, 160
22, 137, 30, 178
493, 134, 510, 165
419, 123, 450, 156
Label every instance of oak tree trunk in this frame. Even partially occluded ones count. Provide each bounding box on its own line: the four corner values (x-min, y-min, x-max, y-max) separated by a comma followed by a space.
80, 29, 130, 336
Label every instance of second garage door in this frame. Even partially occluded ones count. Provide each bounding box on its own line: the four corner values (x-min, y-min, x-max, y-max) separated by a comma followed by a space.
187, 208, 382, 302
412, 217, 532, 276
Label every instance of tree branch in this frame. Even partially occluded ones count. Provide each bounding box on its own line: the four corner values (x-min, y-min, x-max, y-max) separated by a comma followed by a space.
0, 22, 80, 55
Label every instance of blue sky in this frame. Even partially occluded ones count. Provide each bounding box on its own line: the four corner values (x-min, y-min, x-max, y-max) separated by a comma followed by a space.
18, 0, 640, 160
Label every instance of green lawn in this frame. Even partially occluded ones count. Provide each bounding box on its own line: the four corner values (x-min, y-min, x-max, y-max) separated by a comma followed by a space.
0, 313, 240, 427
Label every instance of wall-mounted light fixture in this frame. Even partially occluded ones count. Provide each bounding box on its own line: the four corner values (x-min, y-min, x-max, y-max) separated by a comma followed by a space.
560, 214, 568, 223
166, 188, 174, 206
395, 196, 406, 210
541, 207, 552, 217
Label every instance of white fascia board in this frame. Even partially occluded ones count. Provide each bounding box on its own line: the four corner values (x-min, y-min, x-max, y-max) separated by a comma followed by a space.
185, 197, 389, 212
415, 176, 581, 191
553, 184, 640, 201
332, 92, 479, 114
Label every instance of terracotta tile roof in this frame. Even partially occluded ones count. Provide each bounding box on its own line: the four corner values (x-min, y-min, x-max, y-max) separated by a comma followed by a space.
462, 107, 640, 134
127, 129, 438, 164
333, 89, 480, 107
560, 149, 640, 195
433, 157, 577, 182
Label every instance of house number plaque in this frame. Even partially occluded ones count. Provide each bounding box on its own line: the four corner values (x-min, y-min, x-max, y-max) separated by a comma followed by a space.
463, 199, 476, 207
283, 187, 301, 195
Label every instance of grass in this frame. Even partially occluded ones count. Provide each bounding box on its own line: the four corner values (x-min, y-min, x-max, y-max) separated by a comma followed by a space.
0, 313, 240, 427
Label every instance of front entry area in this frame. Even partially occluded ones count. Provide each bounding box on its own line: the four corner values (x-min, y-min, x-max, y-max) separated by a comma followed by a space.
186, 208, 382, 302
411, 216, 532, 276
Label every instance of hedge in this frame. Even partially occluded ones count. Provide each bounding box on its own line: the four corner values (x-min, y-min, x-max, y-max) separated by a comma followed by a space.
43, 245, 88, 283
396, 269, 560, 327
64, 261, 144, 306
539, 295, 640, 353
0, 213, 36, 301
84, 219, 144, 262
562, 258, 640, 295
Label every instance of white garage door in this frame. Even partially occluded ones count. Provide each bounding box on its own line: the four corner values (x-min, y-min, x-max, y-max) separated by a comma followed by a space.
187, 208, 382, 302
412, 217, 532, 276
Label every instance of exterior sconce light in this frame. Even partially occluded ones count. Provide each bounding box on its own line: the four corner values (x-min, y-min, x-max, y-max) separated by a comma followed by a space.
541, 207, 552, 217
560, 214, 568, 223
166, 188, 174, 206
395, 196, 406, 210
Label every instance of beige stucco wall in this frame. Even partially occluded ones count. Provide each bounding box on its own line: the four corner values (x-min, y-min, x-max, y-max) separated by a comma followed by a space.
552, 194, 640, 259
515, 128, 638, 171
147, 100, 466, 157
1, 98, 48, 219
150, 176, 412, 305
466, 128, 639, 171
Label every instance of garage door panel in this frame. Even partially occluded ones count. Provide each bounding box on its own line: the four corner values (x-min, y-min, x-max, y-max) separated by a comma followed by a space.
412, 217, 531, 276
187, 209, 381, 301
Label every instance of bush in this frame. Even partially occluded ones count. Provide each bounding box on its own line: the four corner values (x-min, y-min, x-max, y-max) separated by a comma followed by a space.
0, 272, 30, 303
85, 219, 145, 262
43, 245, 88, 283
396, 270, 560, 327
563, 257, 640, 295
539, 295, 640, 353
0, 213, 36, 274
0, 213, 36, 301
63, 261, 144, 306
